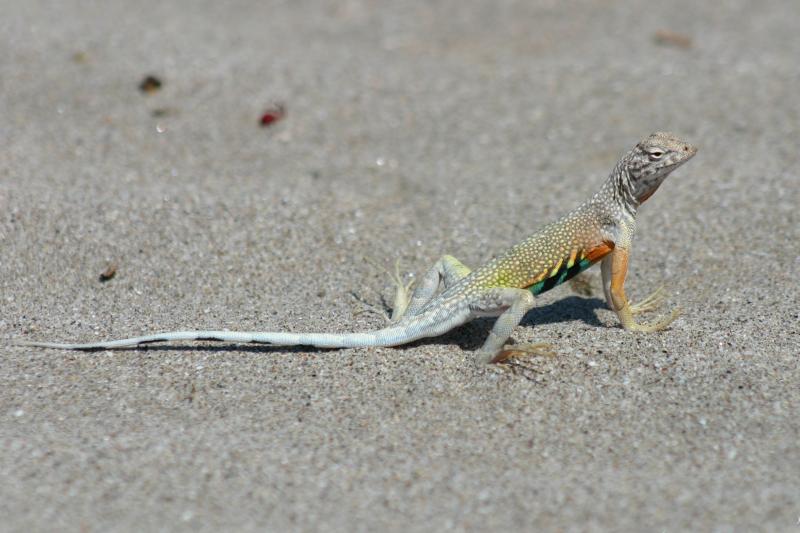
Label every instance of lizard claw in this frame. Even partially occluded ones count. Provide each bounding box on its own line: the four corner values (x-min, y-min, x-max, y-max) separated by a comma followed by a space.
630, 286, 666, 315
490, 342, 557, 364
364, 257, 414, 322
629, 306, 681, 332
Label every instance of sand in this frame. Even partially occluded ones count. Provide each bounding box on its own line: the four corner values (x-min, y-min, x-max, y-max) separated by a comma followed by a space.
1, 1, 799, 531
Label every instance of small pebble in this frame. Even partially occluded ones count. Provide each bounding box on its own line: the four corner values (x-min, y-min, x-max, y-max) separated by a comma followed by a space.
139, 75, 163, 94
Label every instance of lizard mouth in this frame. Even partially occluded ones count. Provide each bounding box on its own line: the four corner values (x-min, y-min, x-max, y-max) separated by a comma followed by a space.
667, 151, 695, 169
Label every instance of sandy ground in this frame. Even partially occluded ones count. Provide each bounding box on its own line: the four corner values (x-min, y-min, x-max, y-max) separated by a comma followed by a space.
1, 0, 799, 531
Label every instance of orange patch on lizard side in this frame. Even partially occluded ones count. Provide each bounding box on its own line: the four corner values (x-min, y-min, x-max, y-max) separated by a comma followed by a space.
584, 241, 615, 262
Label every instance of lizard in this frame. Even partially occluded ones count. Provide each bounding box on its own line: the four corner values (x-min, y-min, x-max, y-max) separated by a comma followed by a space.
15, 132, 697, 365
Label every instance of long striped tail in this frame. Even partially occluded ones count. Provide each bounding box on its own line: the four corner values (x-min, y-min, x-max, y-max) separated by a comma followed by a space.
13, 309, 460, 351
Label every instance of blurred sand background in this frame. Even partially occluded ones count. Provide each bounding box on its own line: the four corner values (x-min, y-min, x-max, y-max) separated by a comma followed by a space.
1, 0, 799, 531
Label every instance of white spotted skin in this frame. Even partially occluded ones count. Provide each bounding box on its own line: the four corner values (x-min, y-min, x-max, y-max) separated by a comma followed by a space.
430, 132, 697, 301
471, 207, 609, 289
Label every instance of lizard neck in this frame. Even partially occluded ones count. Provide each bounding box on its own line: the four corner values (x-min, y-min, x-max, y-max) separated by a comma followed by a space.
597, 159, 639, 219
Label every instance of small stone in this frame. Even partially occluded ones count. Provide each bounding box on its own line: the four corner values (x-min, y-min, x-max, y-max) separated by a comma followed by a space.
139, 75, 163, 94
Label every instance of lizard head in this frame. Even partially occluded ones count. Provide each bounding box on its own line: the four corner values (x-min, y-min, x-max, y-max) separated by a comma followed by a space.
624, 132, 697, 203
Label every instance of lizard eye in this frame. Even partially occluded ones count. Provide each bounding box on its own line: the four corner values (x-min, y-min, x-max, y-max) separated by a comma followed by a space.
648, 150, 664, 160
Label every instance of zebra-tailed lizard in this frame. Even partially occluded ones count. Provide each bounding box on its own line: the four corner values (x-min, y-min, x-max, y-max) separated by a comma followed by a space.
16, 132, 697, 365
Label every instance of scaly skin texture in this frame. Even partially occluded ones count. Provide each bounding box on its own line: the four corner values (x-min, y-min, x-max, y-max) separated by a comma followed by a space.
14, 132, 697, 366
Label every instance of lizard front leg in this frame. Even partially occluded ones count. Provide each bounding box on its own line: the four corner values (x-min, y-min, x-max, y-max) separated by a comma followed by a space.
601, 249, 680, 332
601, 260, 666, 315
471, 288, 553, 365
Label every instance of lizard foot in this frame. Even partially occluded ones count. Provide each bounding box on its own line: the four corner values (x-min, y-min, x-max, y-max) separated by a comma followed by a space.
490, 342, 557, 364
387, 259, 415, 322
364, 258, 415, 322
630, 286, 666, 315
627, 306, 682, 332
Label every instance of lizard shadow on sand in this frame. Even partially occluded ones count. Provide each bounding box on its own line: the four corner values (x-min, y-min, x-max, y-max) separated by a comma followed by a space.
402, 295, 607, 352
110, 296, 607, 354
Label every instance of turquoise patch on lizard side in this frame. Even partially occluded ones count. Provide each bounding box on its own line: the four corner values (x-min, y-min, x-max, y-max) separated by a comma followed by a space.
528, 257, 593, 296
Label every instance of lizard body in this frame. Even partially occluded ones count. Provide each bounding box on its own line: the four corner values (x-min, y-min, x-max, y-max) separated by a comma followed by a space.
16, 132, 697, 365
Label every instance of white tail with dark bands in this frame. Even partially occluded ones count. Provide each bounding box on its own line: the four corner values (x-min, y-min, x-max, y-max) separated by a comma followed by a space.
15, 307, 464, 351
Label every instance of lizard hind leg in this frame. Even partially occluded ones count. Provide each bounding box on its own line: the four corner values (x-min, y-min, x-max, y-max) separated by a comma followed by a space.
390, 255, 472, 322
